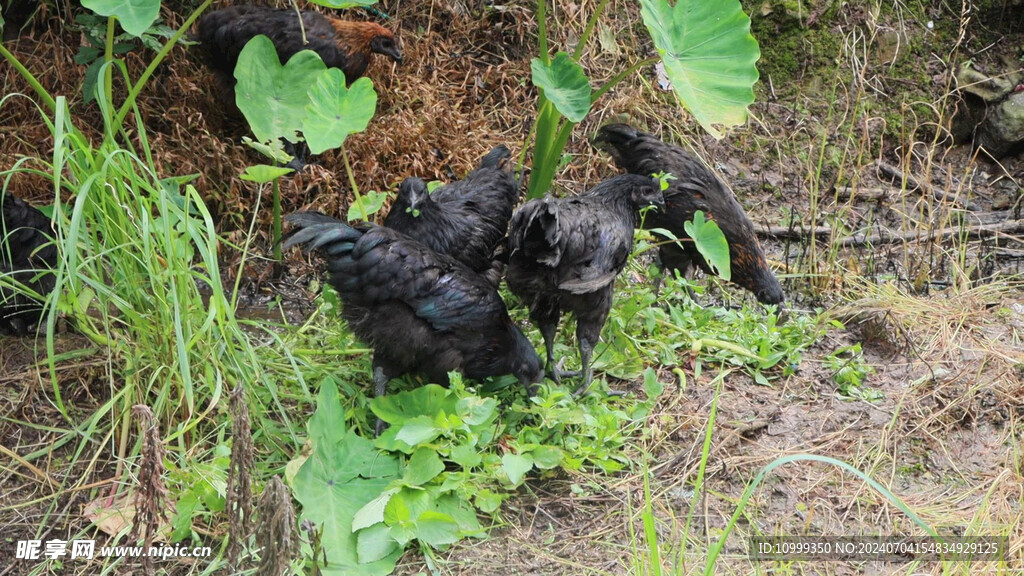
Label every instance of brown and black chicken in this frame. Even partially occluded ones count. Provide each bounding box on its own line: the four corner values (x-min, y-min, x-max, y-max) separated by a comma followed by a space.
506, 174, 664, 394
1, 192, 57, 336
195, 5, 402, 93
285, 212, 543, 431
594, 123, 785, 306
383, 145, 518, 285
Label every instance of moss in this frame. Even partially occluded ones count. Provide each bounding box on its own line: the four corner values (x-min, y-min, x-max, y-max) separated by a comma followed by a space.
746, 1, 844, 94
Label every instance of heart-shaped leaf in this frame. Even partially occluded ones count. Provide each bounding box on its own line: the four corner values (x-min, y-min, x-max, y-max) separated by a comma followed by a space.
683, 210, 731, 280
234, 36, 327, 144
639, 0, 760, 137
346, 190, 389, 222
531, 52, 592, 123
303, 70, 378, 154
81, 0, 159, 36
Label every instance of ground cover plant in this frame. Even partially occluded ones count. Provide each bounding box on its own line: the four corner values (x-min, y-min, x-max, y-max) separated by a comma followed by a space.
1, 0, 1022, 575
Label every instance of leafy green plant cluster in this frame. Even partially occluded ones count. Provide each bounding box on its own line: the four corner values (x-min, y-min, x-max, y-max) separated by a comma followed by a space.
285, 367, 663, 575
597, 269, 818, 385
827, 343, 880, 400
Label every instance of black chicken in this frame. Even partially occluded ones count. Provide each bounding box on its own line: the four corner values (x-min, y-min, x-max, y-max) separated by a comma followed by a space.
383, 145, 518, 284
594, 123, 785, 306
195, 6, 402, 93
506, 174, 664, 394
1, 192, 57, 335
284, 212, 544, 419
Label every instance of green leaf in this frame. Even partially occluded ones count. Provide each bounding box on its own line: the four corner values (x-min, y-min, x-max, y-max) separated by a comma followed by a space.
435, 495, 483, 536
529, 446, 563, 470
371, 384, 459, 425
530, 52, 592, 123
346, 190, 389, 222
293, 379, 402, 575
684, 211, 731, 280
81, 0, 159, 36
240, 164, 294, 183
395, 416, 444, 447
356, 523, 399, 564
81, 58, 104, 104
242, 136, 295, 165
639, 0, 760, 137
403, 448, 445, 486
474, 490, 504, 514
413, 510, 462, 547
642, 367, 665, 400
456, 396, 498, 427
303, 71, 378, 154
501, 453, 533, 486
352, 489, 396, 531
449, 444, 482, 468
234, 36, 327, 143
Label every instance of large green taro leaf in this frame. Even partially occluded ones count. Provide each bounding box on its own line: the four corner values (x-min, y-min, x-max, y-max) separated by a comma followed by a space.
530, 52, 592, 123
234, 35, 327, 144
303, 70, 378, 154
81, 0, 158, 36
639, 0, 759, 138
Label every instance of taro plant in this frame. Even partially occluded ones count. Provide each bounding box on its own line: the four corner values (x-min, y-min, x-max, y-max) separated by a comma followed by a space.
73, 12, 176, 104
232, 35, 380, 260
525, 0, 761, 200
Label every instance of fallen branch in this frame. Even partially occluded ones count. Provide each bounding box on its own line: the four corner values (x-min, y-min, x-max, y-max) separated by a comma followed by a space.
757, 219, 1024, 246
758, 224, 834, 239
876, 161, 982, 211
834, 186, 892, 201
838, 219, 1024, 247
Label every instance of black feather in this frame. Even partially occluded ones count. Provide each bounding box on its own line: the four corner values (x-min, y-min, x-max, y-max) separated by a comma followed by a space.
384, 146, 518, 285
1, 193, 57, 335
506, 174, 664, 393
285, 212, 543, 399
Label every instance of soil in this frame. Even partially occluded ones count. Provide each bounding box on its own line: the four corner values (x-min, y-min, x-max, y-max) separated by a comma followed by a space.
1, 0, 1023, 575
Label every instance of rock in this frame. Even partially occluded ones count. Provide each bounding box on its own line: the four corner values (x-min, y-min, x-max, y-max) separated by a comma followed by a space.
956, 61, 1016, 102
976, 91, 1024, 158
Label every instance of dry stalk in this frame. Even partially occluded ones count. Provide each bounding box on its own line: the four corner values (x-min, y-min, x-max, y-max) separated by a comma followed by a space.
129, 405, 169, 576
256, 476, 298, 576
227, 384, 256, 570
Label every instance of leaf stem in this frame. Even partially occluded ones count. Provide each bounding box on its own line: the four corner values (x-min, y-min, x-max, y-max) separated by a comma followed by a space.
573, 0, 611, 61
0, 42, 57, 112
114, 0, 214, 130
593, 56, 659, 101
536, 0, 549, 65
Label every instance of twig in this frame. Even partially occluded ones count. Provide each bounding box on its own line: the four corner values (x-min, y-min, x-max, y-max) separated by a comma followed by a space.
758, 219, 1023, 245
837, 219, 1024, 247
757, 225, 834, 239
834, 186, 892, 201
876, 161, 981, 211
